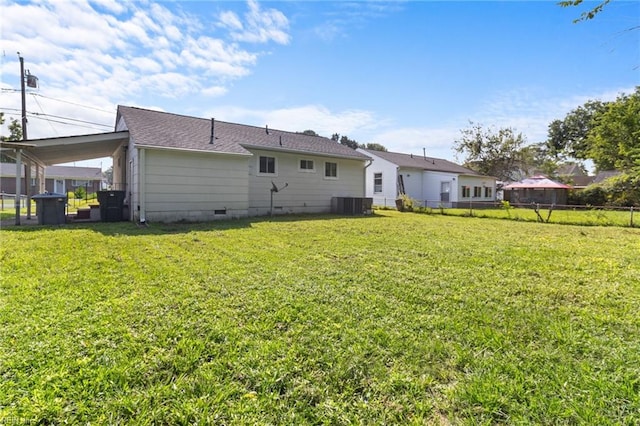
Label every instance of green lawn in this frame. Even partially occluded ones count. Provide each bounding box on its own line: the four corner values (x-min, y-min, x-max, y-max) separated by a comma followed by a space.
1, 211, 639, 424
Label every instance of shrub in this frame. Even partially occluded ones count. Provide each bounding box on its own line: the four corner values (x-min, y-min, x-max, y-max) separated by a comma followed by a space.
74, 186, 87, 200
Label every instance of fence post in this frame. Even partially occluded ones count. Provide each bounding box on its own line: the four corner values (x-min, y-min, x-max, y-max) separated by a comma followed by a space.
631, 206, 634, 227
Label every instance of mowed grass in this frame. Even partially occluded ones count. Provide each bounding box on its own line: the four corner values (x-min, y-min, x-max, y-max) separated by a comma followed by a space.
1, 211, 639, 424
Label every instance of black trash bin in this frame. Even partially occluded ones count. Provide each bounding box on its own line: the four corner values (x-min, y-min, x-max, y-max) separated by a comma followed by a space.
97, 190, 126, 222
32, 193, 67, 225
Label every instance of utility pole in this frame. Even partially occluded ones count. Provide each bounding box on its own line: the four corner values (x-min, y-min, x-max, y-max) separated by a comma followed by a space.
19, 53, 27, 141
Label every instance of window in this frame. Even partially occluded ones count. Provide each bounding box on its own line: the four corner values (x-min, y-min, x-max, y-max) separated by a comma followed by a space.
324, 162, 338, 179
473, 186, 482, 197
299, 159, 315, 172
73, 180, 90, 187
259, 156, 276, 174
374, 173, 383, 193
484, 187, 492, 198
462, 186, 470, 198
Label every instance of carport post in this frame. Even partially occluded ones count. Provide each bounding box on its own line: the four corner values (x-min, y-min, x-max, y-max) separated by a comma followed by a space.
14, 149, 22, 225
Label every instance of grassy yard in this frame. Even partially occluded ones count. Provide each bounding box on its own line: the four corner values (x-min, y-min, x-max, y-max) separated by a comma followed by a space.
1, 211, 639, 424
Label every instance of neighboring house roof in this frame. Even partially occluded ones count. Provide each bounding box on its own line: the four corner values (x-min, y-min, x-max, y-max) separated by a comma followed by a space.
117, 106, 370, 161
362, 149, 486, 176
592, 170, 622, 184
503, 175, 572, 190
565, 175, 594, 187
556, 163, 587, 176
0, 163, 102, 179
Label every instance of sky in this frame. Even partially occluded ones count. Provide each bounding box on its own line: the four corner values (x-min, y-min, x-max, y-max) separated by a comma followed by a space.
1, 0, 638, 171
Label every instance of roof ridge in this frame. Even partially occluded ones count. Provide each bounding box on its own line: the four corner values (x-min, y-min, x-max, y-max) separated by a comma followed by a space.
118, 105, 332, 141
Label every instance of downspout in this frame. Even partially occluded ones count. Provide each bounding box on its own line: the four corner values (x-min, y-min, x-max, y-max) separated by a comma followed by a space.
139, 147, 146, 224
363, 159, 373, 197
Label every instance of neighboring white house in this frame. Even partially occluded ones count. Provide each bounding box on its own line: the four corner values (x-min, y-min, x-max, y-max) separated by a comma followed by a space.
113, 106, 371, 223
357, 149, 497, 208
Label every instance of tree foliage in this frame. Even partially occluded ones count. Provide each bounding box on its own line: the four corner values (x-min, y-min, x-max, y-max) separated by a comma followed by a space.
300, 130, 318, 136
587, 89, 640, 171
363, 142, 387, 152
0, 113, 23, 163
558, 0, 611, 23
548, 88, 640, 172
453, 122, 527, 181
546, 100, 606, 160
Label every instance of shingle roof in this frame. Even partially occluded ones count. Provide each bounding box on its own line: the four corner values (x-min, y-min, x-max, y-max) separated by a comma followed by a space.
362, 149, 484, 175
503, 175, 572, 190
117, 106, 370, 160
0, 162, 102, 179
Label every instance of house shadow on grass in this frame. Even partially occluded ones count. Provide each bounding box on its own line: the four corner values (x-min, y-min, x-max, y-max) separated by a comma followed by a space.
0, 212, 385, 236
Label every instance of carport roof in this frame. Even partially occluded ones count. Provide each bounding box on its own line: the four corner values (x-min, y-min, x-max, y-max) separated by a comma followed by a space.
0, 131, 129, 166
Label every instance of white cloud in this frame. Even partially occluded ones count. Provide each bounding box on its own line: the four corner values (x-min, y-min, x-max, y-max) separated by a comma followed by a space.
222, 0, 290, 45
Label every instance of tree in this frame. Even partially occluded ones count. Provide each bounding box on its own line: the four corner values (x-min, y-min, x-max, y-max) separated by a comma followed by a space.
300, 130, 318, 136
0, 113, 23, 163
587, 88, 640, 171
453, 122, 527, 181
559, 0, 612, 23
546, 100, 606, 160
363, 142, 387, 152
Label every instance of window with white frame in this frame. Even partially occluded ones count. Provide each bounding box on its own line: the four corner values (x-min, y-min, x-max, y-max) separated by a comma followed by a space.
324, 161, 338, 179
462, 186, 470, 198
73, 180, 90, 187
299, 159, 315, 172
258, 156, 276, 174
374, 173, 383, 193
473, 186, 482, 197
484, 186, 492, 198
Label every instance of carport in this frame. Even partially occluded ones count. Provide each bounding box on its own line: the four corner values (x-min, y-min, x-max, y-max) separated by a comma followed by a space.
0, 131, 129, 225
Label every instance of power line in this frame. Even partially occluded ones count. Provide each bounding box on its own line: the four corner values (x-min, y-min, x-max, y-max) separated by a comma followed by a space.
0, 88, 114, 115
31, 90, 59, 136
0, 107, 112, 128
28, 115, 111, 131
30, 93, 113, 114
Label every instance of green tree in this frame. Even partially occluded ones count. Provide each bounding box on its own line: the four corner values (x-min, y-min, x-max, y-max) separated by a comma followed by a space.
558, 0, 612, 23
587, 88, 640, 171
300, 130, 318, 136
363, 142, 387, 152
0, 113, 23, 163
546, 100, 606, 160
453, 122, 527, 181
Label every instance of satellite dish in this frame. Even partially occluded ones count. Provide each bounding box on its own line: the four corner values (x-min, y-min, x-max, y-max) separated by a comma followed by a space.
271, 181, 279, 193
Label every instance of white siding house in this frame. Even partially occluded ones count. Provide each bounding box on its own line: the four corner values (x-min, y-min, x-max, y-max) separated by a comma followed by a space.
358, 149, 497, 208
116, 106, 371, 223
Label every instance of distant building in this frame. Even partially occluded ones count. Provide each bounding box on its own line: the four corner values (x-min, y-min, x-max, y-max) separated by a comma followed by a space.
0, 163, 103, 195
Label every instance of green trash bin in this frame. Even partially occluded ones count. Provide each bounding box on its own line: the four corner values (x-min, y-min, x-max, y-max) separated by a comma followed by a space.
32, 193, 67, 225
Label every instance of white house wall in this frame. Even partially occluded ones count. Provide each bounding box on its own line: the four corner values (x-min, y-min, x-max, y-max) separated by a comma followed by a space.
398, 168, 425, 205
358, 150, 397, 207
457, 175, 496, 207
421, 171, 459, 207
142, 149, 250, 222
247, 149, 365, 216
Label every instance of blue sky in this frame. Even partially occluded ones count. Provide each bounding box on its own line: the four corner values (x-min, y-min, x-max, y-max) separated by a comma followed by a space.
1, 0, 638, 170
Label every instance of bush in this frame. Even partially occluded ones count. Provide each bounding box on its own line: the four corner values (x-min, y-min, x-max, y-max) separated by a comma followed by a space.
74, 186, 86, 200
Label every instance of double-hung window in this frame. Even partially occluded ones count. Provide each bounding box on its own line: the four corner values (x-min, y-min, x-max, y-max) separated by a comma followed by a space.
299, 159, 315, 172
259, 156, 276, 175
373, 173, 383, 193
462, 186, 470, 198
324, 162, 338, 179
473, 186, 482, 198
484, 187, 492, 198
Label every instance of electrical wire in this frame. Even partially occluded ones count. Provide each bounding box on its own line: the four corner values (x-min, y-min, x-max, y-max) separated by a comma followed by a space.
0, 107, 112, 128
30, 93, 113, 114
31, 91, 59, 136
